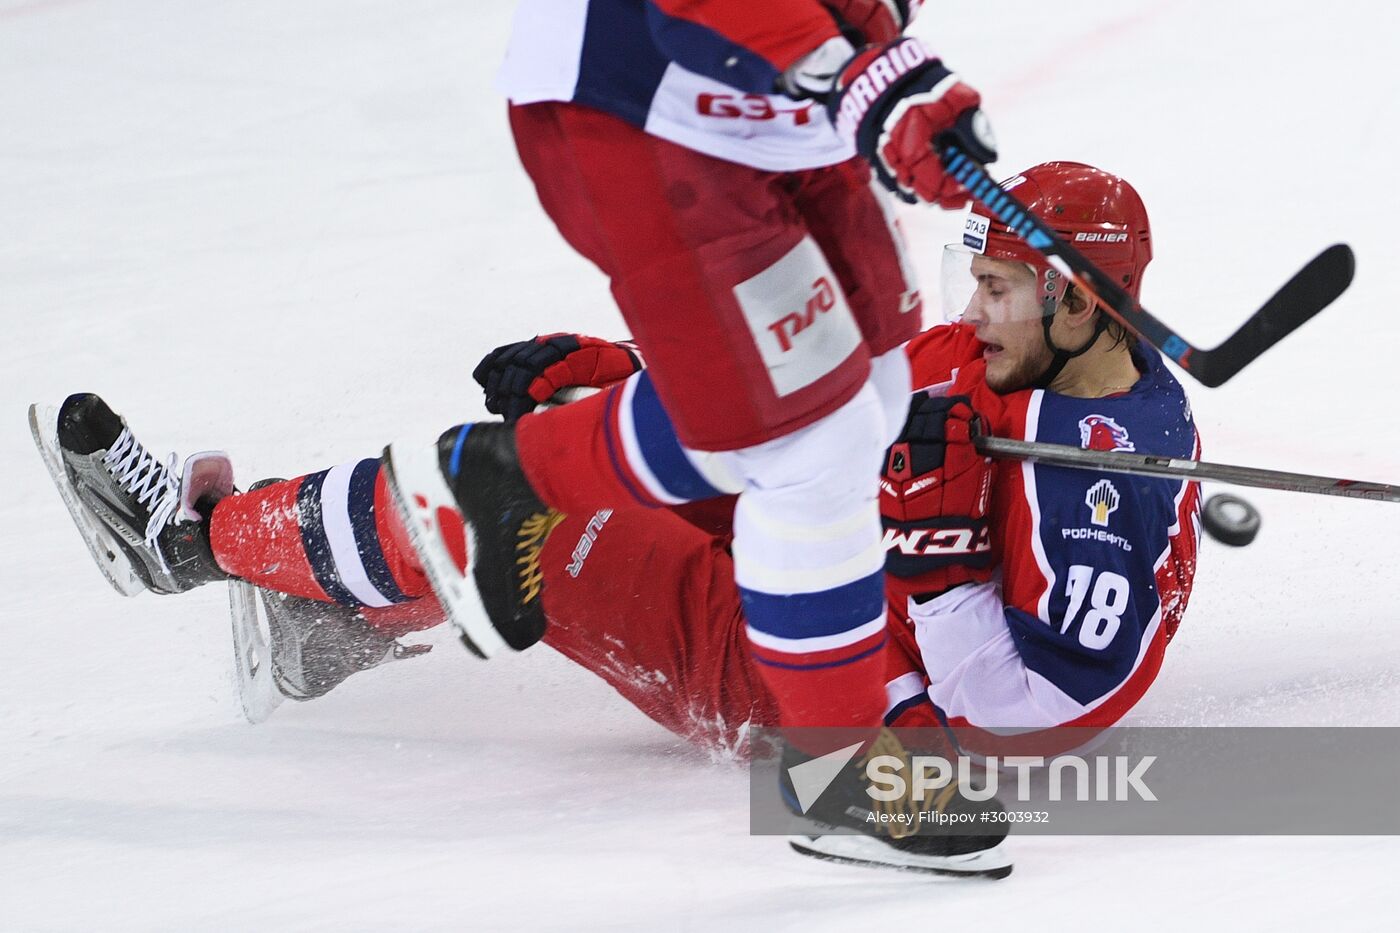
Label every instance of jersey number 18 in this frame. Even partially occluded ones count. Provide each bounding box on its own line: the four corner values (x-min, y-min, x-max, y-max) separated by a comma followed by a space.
1061, 565, 1131, 650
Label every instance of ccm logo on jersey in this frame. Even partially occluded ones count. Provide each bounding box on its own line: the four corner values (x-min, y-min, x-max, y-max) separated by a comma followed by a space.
883, 525, 992, 558
769, 277, 838, 352
1079, 414, 1135, 452
697, 93, 815, 126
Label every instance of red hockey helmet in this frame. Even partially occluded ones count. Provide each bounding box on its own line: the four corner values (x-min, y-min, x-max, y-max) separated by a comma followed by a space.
942, 161, 1153, 322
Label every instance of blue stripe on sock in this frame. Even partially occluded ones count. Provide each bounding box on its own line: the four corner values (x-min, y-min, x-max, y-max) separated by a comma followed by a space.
295, 470, 359, 607
630, 373, 721, 502
750, 637, 887, 671
347, 458, 408, 604
740, 571, 886, 642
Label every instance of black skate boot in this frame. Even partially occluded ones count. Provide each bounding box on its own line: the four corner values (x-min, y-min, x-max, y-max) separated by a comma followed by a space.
381, 421, 563, 659
30, 394, 233, 596
780, 730, 1013, 879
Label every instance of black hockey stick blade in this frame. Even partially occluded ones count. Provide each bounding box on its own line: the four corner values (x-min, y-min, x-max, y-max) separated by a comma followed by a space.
977, 435, 1400, 504
939, 145, 1356, 387
1193, 243, 1354, 386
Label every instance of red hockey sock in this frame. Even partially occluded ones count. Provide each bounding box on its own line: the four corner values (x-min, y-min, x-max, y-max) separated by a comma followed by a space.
209, 461, 434, 608
210, 465, 449, 639
750, 641, 888, 738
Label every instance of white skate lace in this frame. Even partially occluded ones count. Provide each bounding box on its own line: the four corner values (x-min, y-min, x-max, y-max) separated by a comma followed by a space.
101, 427, 185, 561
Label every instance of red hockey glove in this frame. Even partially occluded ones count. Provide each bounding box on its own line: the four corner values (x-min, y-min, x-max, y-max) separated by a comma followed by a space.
881, 393, 994, 598
472, 334, 642, 423
829, 37, 997, 207
822, 0, 922, 45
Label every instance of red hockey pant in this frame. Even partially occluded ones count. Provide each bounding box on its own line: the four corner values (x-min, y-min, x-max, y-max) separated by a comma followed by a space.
507, 100, 920, 452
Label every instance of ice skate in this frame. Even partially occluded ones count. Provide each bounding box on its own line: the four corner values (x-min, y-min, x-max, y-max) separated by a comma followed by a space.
227, 478, 432, 722
230, 580, 431, 722
381, 421, 562, 659
30, 393, 233, 596
781, 732, 1013, 879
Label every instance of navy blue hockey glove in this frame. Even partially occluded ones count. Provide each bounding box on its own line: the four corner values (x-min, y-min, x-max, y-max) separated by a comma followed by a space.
472, 334, 642, 423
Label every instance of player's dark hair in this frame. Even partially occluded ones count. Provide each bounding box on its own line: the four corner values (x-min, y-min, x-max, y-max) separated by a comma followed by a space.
1102, 315, 1131, 350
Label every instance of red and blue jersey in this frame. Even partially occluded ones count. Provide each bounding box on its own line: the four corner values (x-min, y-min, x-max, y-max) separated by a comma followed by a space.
497, 0, 855, 170
884, 325, 1202, 732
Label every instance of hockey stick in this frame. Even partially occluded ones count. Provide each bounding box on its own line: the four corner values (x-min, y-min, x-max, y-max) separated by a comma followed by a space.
976, 435, 1399, 503
940, 145, 1356, 388
552, 392, 1394, 499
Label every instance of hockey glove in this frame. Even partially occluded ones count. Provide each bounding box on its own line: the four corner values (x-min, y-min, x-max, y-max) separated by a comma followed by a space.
829, 37, 997, 206
822, 0, 922, 46
881, 393, 994, 597
472, 334, 642, 423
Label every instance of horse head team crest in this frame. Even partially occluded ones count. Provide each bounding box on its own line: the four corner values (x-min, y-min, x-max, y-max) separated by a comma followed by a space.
1079, 414, 1135, 452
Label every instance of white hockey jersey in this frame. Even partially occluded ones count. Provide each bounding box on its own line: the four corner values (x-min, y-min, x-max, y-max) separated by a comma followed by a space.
496, 0, 855, 172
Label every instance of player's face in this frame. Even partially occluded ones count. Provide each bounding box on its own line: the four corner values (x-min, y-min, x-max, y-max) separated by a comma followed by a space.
960, 255, 1056, 393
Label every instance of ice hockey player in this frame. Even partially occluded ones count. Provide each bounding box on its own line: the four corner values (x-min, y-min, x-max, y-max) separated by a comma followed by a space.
35, 162, 1198, 879
388, 0, 1002, 873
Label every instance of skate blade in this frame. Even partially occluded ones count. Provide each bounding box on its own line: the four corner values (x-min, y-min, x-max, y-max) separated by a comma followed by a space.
380, 440, 505, 659
28, 403, 146, 597
788, 835, 1013, 880
228, 579, 285, 724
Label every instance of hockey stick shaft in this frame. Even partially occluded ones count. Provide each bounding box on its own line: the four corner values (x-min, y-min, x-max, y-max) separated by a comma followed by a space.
939, 145, 1356, 388
554, 391, 1395, 499
976, 435, 1400, 503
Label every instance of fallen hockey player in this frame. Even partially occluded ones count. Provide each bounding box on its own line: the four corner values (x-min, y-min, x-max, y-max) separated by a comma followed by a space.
32, 163, 1199, 879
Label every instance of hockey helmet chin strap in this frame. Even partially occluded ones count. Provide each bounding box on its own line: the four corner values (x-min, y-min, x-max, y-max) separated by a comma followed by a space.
1031, 287, 1109, 390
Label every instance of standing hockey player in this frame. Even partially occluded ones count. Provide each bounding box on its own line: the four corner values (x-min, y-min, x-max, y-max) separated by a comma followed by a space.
377, 0, 1000, 869
388, 0, 997, 718
34, 162, 1196, 878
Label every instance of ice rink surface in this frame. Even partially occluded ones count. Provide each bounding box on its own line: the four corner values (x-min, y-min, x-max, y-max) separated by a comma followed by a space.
3, 0, 1399, 929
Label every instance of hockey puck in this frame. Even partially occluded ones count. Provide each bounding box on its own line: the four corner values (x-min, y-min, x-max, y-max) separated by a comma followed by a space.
1201, 493, 1261, 547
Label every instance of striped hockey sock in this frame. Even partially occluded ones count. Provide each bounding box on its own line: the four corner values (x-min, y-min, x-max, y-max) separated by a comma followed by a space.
209, 460, 432, 614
